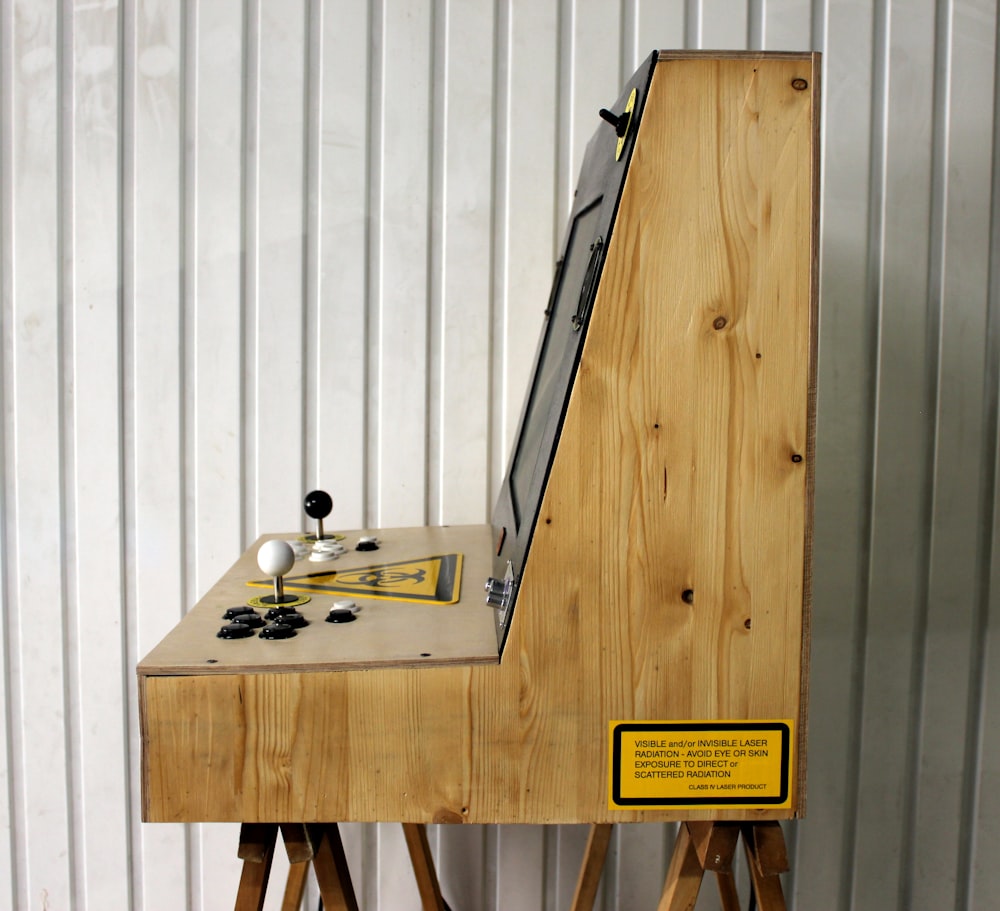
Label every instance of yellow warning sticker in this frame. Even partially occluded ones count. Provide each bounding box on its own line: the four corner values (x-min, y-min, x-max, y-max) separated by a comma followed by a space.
247, 554, 463, 605
616, 87, 637, 160
609, 721, 793, 810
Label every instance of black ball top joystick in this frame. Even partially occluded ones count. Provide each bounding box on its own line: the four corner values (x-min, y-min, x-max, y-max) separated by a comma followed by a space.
304, 489, 332, 520
304, 489, 334, 541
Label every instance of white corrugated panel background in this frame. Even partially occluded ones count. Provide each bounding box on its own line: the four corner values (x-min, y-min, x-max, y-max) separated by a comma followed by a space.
1, 0, 997, 909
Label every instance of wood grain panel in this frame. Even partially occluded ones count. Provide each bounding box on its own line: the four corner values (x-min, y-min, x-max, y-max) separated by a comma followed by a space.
515, 52, 814, 810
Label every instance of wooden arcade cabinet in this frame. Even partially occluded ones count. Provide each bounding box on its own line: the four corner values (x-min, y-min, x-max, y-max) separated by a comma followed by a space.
139, 51, 819, 910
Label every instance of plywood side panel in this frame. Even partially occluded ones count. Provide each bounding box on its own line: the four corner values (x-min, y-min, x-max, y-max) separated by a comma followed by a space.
141, 657, 796, 828
516, 54, 815, 813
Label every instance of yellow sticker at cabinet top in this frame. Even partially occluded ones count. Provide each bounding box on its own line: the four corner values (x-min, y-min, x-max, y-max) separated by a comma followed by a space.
609, 721, 793, 810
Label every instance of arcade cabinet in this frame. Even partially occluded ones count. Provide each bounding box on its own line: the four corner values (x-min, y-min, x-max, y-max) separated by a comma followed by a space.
139, 50, 819, 910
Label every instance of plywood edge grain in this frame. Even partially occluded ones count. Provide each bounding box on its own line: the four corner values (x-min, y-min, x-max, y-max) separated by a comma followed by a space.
656, 50, 816, 61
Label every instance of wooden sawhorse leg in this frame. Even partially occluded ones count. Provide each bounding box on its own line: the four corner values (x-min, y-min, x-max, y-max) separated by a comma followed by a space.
402, 823, 451, 910
235, 823, 279, 911
234, 822, 359, 911
279, 824, 313, 911
570, 824, 614, 910
236, 822, 450, 911
740, 822, 789, 910
240, 820, 789, 910
307, 824, 360, 911
657, 821, 789, 911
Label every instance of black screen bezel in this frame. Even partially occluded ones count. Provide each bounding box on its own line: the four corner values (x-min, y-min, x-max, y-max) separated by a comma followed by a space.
490, 52, 659, 653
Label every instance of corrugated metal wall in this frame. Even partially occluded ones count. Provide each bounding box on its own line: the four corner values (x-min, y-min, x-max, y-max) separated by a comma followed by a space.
0, 1, 997, 909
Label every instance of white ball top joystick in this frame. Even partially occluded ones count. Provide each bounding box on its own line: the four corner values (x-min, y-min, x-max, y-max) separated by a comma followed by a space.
257, 539, 295, 578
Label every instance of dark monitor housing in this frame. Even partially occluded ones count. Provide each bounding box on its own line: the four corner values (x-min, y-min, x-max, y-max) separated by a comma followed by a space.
490, 52, 659, 651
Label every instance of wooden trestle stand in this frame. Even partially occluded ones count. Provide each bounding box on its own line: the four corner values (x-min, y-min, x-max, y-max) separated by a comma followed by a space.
139, 51, 818, 910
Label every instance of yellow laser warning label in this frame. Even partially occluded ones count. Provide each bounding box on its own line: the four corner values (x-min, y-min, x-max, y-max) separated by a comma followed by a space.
609, 721, 792, 810
247, 554, 462, 605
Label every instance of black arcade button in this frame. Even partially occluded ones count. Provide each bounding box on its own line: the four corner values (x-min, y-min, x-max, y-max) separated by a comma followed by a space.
325, 609, 356, 624
217, 621, 254, 639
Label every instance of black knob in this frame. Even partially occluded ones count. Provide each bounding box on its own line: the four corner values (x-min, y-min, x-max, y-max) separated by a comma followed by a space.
599, 107, 628, 138
304, 490, 333, 520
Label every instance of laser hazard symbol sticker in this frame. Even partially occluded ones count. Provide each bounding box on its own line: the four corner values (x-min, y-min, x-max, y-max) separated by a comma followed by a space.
609, 721, 792, 810
248, 553, 463, 605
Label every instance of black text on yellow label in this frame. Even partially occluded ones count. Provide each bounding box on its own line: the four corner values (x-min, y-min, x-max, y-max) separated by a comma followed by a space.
609, 721, 792, 810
